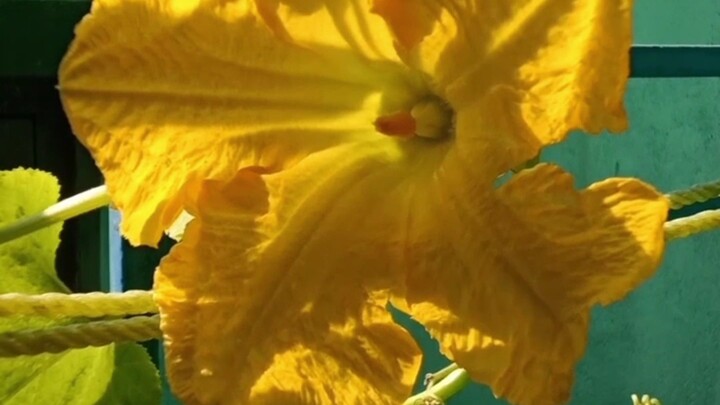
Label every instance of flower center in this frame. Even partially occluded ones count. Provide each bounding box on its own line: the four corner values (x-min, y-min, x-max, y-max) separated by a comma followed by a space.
374, 97, 452, 140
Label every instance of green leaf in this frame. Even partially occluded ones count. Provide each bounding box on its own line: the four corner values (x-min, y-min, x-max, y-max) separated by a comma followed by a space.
97, 343, 162, 405
0, 168, 161, 405
0, 168, 67, 295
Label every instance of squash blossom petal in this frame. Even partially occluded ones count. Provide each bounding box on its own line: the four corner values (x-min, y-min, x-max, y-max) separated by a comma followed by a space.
59, 1, 669, 404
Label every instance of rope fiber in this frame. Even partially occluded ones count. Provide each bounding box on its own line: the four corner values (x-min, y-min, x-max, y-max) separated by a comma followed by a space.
664, 209, 720, 241
0, 315, 161, 357
665, 179, 720, 209
0, 290, 156, 318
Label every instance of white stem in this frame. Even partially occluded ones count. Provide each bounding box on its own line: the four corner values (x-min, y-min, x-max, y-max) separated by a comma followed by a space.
0, 185, 111, 244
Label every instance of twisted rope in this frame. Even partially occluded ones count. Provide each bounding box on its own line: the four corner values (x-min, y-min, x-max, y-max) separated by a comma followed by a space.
665, 179, 720, 209
0, 315, 161, 357
0, 290, 156, 318
664, 209, 720, 241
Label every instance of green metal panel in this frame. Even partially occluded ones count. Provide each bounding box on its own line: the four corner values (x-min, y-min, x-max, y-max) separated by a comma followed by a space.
0, 0, 90, 77
631, 46, 720, 77
0, 119, 34, 168
634, 0, 720, 45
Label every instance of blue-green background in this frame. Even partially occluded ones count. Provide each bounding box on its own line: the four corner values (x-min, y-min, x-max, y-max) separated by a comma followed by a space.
0, 1, 718, 404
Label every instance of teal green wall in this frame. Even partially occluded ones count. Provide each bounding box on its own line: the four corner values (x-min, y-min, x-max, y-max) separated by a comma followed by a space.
634, 0, 720, 45
546, 79, 720, 404
551, 2, 720, 402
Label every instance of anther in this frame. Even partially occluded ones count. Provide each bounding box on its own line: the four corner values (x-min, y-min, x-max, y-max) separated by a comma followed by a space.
374, 97, 452, 140
374, 111, 416, 138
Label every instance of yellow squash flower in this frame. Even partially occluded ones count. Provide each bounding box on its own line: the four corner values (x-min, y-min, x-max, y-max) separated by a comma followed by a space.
59, 1, 669, 404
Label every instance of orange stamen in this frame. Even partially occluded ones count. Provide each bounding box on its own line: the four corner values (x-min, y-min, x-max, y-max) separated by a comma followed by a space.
374, 111, 416, 138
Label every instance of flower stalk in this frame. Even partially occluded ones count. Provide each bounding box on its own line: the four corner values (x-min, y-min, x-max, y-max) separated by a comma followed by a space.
404, 366, 470, 405
0, 185, 110, 244
424, 362, 460, 388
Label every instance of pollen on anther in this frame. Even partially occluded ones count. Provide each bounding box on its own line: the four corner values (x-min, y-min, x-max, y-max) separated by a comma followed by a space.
411, 99, 452, 140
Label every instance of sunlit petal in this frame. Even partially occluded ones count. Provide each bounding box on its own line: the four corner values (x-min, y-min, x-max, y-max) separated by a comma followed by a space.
59, 0, 425, 246
155, 139, 438, 404
404, 164, 668, 404
373, 0, 632, 168
62, 1, 669, 404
